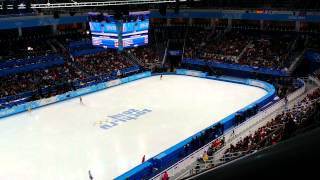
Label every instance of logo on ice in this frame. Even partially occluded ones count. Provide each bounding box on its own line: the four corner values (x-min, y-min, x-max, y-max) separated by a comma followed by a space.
98, 108, 152, 130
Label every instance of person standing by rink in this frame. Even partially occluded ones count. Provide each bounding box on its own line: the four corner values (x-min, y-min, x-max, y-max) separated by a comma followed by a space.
117, 69, 122, 78
162, 171, 169, 180
160, 74, 163, 80
27, 102, 32, 113
142, 155, 146, 163
88, 170, 93, 180
284, 95, 288, 111
80, 96, 83, 105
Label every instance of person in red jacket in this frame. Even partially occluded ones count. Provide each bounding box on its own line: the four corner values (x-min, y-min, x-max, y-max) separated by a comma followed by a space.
162, 171, 169, 180
142, 155, 145, 163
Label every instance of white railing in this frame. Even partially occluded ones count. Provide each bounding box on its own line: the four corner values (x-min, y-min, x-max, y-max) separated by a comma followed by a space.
288, 49, 306, 74
161, 40, 169, 66
225, 79, 306, 145
309, 75, 320, 86
187, 150, 251, 176
150, 79, 306, 180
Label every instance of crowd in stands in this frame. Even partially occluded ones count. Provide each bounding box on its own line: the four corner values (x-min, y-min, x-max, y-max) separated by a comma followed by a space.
0, 34, 302, 110
199, 31, 251, 64
175, 123, 225, 163
127, 46, 161, 69
226, 88, 320, 155
73, 51, 134, 77
0, 48, 139, 109
238, 33, 294, 70
0, 29, 141, 109
183, 29, 300, 71
183, 27, 220, 59
0, 39, 54, 60
191, 88, 320, 175
0, 24, 318, 180
0, 63, 85, 104
56, 32, 91, 46
0, 27, 308, 112
200, 137, 225, 163
0, 55, 62, 72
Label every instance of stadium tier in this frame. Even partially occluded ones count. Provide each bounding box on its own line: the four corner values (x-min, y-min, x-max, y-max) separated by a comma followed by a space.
0, 1, 320, 180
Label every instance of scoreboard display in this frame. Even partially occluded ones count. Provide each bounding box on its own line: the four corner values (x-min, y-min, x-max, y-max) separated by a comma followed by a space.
91, 35, 119, 49
122, 19, 149, 48
89, 11, 149, 49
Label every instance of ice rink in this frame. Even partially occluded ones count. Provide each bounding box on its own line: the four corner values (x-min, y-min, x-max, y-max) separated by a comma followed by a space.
0, 75, 267, 180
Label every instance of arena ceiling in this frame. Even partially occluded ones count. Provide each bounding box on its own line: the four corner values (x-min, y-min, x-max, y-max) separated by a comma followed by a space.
0, 0, 178, 10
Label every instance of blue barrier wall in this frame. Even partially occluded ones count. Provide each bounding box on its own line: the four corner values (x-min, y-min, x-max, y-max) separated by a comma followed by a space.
115, 69, 276, 180
305, 49, 320, 63
0, 69, 276, 180
182, 58, 289, 77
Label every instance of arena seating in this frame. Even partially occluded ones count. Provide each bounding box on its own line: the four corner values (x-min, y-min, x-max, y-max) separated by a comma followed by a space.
0, 38, 54, 60
73, 50, 135, 77
0, 54, 64, 76
0, 62, 86, 109
182, 29, 302, 71
65, 39, 105, 57
1, 2, 320, 179
191, 88, 320, 176
225, 88, 320, 153
184, 27, 221, 59
0, 29, 305, 112
198, 30, 250, 63
238, 32, 294, 70
127, 46, 162, 69
0, 30, 146, 109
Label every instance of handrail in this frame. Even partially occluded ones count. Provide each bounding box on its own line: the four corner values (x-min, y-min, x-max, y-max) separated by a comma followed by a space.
288, 48, 306, 74
161, 40, 169, 66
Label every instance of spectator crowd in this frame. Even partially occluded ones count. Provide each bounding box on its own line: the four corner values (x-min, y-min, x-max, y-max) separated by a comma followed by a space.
225, 88, 320, 155
183, 29, 301, 71
0, 48, 137, 109
74, 51, 134, 77
191, 88, 320, 175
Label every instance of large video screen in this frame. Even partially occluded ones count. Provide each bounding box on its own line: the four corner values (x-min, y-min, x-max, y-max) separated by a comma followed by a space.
122, 13, 149, 48
89, 14, 118, 49
88, 11, 149, 49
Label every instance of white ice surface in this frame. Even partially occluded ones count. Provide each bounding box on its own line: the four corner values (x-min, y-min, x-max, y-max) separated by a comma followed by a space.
0, 75, 267, 180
